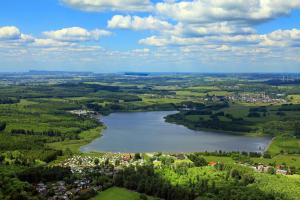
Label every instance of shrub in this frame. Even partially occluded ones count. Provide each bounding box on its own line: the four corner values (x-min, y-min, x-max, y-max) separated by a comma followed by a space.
0, 122, 6, 131
187, 153, 208, 167
140, 194, 148, 200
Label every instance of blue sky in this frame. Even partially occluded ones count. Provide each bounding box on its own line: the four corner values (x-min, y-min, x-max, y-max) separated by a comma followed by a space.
0, 0, 300, 72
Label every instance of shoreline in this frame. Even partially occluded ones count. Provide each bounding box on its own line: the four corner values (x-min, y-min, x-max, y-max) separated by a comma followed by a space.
265, 137, 276, 152
165, 118, 269, 137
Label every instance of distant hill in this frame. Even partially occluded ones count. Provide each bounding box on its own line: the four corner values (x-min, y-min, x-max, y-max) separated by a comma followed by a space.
124, 72, 149, 76
27, 70, 93, 76
265, 79, 300, 85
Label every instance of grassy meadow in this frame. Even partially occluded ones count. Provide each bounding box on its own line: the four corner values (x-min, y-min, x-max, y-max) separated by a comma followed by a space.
91, 187, 159, 200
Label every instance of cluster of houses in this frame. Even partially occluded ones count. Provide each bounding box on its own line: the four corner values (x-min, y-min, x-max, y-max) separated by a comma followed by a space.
34, 153, 143, 200
251, 164, 289, 175
201, 92, 287, 104
68, 109, 97, 117
226, 93, 287, 104
59, 153, 146, 173
34, 153, 292, 199
36, 178, 95, 200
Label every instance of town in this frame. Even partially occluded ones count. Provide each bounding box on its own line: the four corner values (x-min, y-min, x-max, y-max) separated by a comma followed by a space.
32, 152, 292, 200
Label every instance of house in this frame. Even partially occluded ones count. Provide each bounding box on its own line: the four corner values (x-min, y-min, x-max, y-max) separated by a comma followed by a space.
208, 161, 217, 167
276, 169, 288, 175
122, 154, 132, 162
36, 182, 47, 195
255, 164, 272, 173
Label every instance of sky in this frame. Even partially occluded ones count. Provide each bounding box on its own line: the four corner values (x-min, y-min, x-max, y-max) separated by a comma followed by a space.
0, 0, 300, 73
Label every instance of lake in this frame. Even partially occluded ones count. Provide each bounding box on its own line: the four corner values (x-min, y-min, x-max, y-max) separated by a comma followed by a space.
81, 111, 272, 153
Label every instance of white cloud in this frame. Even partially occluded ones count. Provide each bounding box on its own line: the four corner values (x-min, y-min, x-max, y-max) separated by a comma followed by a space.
139, 34, 260, 47
156, 0, 300, 24
139, 35, 207, 46
167, 22, 255, 37
132, 48, 150, 54
267, 29, 300, 41
260, 29, 300, 47
108, 15, 172, 31
0, 26, 35, 48
20, 34, 35, 43
0, 26, 21, 40
61, 0, 153, 12
215, 34, 262, 44
43, 27, 111, 42
139, 36, 170, 46
33, 39, 75, 47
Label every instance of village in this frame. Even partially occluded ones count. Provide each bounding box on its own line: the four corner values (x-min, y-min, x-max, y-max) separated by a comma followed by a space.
35, 153, 145, 200
203, 93, 287, 104
225, 93, 287, 104
34, 153, 291, 200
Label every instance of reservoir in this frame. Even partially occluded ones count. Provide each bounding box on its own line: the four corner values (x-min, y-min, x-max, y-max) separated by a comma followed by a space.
81, 111, 271, 153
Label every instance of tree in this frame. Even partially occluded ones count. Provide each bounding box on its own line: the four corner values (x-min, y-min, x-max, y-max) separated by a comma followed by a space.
105, 158, 110, 165
241, 173, 255, 185
294, 122, 300, 138
139, 194, 148, 200
230, 168, 241, 181
134, 153, 142, 160
137, 180, 145, 193
64, 148, 73, 156
0, 154, 4, 163
247, 112, 261, 118
94, 158, 99, 166
263, 152, 271, 159
0, 122, 6, 132
188, 153, 208, 167
267, 167, 276, 175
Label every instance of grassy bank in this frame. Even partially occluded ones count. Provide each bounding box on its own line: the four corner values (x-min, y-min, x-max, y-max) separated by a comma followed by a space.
48, 126, 104, 153
267, 136, 300, 155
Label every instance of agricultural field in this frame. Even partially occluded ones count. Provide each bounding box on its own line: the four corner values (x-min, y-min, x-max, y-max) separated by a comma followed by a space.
288, 94, 300, 103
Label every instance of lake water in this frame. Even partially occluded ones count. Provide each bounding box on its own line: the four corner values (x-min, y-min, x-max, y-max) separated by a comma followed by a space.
81, 111, 271, 153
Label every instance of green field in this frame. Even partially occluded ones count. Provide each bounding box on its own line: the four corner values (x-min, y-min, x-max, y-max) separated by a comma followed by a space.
48, 126, 103, 153
267, 136, 300, 155
91, 187, 158, 200
251, 154, 300, 167
254, 174, 300, 200
288, 95, 300, 103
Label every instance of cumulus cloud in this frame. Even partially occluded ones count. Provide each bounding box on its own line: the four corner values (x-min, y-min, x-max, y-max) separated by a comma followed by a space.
0, 26, 35, 46
139, 36, 169, 46
166, 22, 255, 37
260, 29, 300, 47
140, 27, 300, 51
0, 25, 113, 60
61, 0, 153, 12
107, 15, 172, 31
43, 27, 111, 42
139, 35, 207, 46
139, 34, 258, 47
33, 39, 75, 47
0, 26, 21, 40
156, 0, 300, 24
